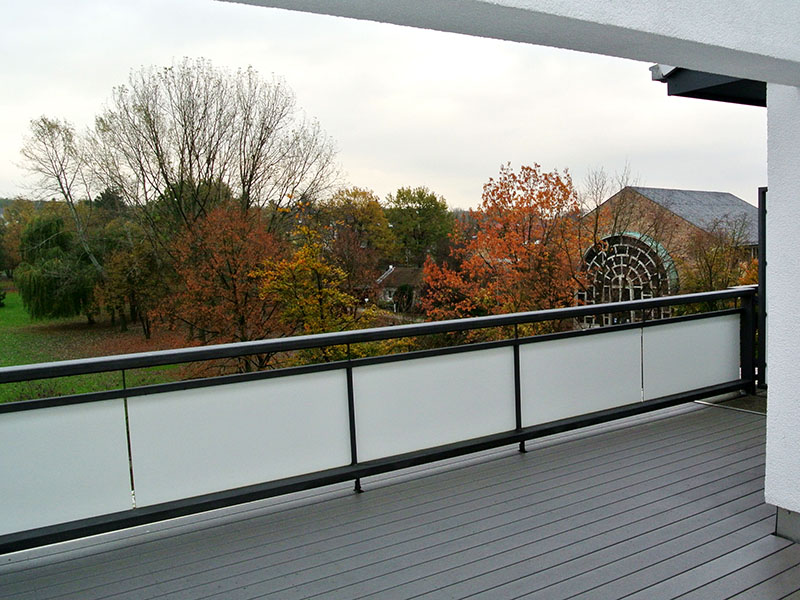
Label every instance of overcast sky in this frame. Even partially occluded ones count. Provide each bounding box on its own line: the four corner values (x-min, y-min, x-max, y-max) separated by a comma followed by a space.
0, 0, 767, 208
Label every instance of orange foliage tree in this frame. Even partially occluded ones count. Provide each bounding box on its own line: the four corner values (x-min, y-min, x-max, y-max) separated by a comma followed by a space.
421, 164, 585, 322
158, 206, 286, 369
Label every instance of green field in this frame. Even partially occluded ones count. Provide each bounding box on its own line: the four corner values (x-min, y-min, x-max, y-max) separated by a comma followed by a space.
0, 283, 185, 404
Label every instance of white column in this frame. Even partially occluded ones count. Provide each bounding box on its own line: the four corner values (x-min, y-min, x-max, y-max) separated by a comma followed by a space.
765, 83, 800, 540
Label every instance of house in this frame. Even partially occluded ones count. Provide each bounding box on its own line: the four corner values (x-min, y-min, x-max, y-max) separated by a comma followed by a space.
377, 264, 424, 312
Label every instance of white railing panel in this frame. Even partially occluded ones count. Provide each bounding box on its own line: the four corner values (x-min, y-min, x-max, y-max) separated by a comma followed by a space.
0, 400, 132, 536
643, 314, 740, 400
128, 371, 351, 507
353, 348, 516, 461
520, 329, 643, 426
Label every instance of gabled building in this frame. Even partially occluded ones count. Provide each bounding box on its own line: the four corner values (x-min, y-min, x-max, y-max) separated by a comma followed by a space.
377, 264, 424, 312
581, 186, 757, 324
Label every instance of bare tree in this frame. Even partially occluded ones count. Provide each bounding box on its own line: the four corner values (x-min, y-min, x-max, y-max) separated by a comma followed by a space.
681, 214, 755, 293
21, 117, 104, 276
93, 58, 338, 239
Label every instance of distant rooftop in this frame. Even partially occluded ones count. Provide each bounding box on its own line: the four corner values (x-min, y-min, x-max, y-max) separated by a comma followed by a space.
630, 186, 759, 245
377, 265, 424, 288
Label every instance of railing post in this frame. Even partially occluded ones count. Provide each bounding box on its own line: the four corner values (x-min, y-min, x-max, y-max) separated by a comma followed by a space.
740, 292, 757, 394
345, 344, 362, 493
514, 324, 525, 453
121, 370, 137, 508
757, 186, 767, 388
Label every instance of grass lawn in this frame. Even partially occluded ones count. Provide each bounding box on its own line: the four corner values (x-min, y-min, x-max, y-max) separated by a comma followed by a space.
0, 281, 189, 404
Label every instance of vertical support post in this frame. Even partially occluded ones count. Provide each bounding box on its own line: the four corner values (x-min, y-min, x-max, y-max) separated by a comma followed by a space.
345, 344, 362, 492
121, 370, 136, 508
639, 306, 648, 402
740, 292, 757, 394
514, 324, 525, 453
757, 186, 767, 389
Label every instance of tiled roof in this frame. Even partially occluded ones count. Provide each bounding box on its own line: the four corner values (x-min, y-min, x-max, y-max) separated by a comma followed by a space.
630, 186, 759, 245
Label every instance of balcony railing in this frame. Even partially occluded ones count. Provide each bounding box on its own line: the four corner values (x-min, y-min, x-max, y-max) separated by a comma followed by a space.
0, 287, 757, 554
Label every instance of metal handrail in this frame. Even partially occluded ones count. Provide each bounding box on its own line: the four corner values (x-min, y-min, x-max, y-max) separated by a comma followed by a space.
0, 287, 755, 384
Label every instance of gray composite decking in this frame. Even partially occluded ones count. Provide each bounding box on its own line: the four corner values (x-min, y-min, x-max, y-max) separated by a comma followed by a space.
1, 402, 796, 599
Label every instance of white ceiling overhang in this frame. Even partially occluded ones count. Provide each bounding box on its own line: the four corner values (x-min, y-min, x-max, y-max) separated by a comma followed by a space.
222, 0, 800, 85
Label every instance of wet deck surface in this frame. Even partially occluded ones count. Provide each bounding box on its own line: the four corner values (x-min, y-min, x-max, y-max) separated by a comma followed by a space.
2, 402, 796, 599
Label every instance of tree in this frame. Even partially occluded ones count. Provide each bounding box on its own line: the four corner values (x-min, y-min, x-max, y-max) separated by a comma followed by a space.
93, 58, 338, 239
253, 228, 379, 362
679, 215, 757, 293
386, 186, 454, 267
313, 187, 397, 299
19, 59, 339, 337
21, 117, 105, 277
99, 229, 162, 338
158, 206, 286, 369
0, 199, 38, 277
421, 164, 584, 322
14, 214, 99, 321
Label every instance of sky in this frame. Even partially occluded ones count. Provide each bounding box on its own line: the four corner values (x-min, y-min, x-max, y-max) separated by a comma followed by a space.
0, 0, 767, 208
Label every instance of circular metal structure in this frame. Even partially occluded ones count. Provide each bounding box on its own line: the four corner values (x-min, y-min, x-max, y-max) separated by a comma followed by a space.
582, 232, 679, 324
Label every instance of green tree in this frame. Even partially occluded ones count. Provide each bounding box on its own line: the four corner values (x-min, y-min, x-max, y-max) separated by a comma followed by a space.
99, 222, 163, 338
385, 186, 454, 267
14, 215, 99, 321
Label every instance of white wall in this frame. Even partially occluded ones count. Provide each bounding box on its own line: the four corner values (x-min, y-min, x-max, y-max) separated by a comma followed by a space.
765, 84, 800, 512
225, 0, 800, 513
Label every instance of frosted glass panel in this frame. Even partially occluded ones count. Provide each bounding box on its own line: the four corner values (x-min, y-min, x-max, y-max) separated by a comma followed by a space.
0, 400, 132, 536
128, 370, 351, 507
643, 314, 740, 400
519, 329, 642, 426
353, 348, 516, 461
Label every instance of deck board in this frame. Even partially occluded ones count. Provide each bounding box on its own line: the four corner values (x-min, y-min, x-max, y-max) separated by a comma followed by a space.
0, 402, 795, 600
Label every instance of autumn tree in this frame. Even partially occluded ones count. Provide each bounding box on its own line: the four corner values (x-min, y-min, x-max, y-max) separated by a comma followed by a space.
158, 205, 285, 366
421, 164, 584, 321
1, 200, 45, 277
386, 186, 454, 267
313, 187, 397, 299
254, 228, 379, 362
19, 59, 339, 336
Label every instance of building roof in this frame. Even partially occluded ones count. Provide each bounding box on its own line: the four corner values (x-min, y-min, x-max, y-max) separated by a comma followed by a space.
629, 186, 759, 245
2, 403, 795, 599
377, 265, 424, 288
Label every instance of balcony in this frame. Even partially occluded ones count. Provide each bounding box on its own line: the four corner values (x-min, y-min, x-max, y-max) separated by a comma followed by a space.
2, 287, 797, 598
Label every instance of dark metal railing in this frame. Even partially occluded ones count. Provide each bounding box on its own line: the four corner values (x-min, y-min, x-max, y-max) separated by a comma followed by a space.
0, 286, 755, 387
0, 287, 758, 554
